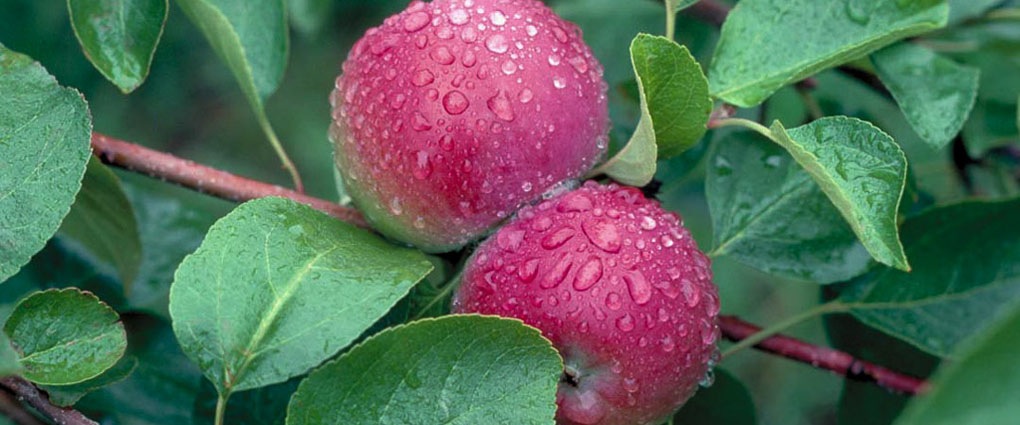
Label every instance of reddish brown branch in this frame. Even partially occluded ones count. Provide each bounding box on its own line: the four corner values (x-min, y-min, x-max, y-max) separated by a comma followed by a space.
94, 133, 930, 396
91, 133, 369, 228
0, 377, 96, 425
718, 315, 930, 395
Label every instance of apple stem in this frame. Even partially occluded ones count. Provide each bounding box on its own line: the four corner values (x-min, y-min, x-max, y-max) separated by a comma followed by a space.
718, 315, 930, 395
90, 133, 369, 228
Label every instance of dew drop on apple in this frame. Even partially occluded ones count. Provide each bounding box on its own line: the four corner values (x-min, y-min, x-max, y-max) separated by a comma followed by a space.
698, 369, 716, 388
485, 34, 509, 53
519, 88, 534, 103
680, 278, 700, 307
605, 292, 622, 310
487, 90, 516, 121
518, 258, 540, 282
661, 335, 676, 353
399, 11, 428, 32
411, 68, 435, 86
616, 314, 635, 332
573, 257, 603, 291
540, 254, 573, 288
541, 227, 575, 249
624, 272, 652, 305
442, 90, 470, 115
412, 150, 432, 180
449, 8, 469, 25
430, 46, 456, 65
490, 10, 507, 25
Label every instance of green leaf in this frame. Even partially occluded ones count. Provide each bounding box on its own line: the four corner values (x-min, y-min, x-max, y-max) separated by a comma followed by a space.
841, 197, 1020, 357
632, 34, 712, 159
58, 158, 142, 291
3, 288, 127, 385
175, 0, 287, 105
175, 0, 296, 187
0, 332, 20, 378
42, 355, 138, 407
123, 184, 218, 320
286, 315, 562, 425
707, 131, 871, 284
871, 42, 980, 150
0, 44, 92, 283
894, 302, 1020, 425
709, 0, 948, 107
287, 0, 332, 37
947, 0, 1001, 23
963, 100, 1019, 158
770, 117, 909, 271
673, 369, 757, 425
668, 0, 701, 13
169, 197, 433, 395
78, 314, 202, 425
67, 0, 168, 93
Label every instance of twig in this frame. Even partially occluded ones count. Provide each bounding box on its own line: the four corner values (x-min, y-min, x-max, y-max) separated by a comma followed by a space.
718, 315, 930, 395
91, 133, 369, 228
0, 377, 97, 425
0, 387, 46, 425
94, 133, 931, 396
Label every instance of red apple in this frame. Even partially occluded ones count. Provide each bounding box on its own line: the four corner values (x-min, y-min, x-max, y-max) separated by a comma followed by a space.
331, 0, 609, 252
453, 182, 721, 425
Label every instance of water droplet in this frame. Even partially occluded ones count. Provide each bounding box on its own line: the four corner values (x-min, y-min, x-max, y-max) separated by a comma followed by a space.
490, 10, 507, 26
680, 278, 700, 307
640, 216, 657, 230
497, 229, 526, 252
623, 377, 639, 393
461, 27, 478, 43
449, 8, 469, 25
661, 235, 675, 247
411, 150, 432, 180
541, 227, 575, 249
605, 292, 622, 310
616, 314, 635, 332
531, 216, 554, 231
487, 90, 516, 121
461, 51, 477, 68
541, 254, 573, 289
553, 77, 567, 89
654, 280, 680, 299
412, 111, 432, 131
519, 88, 534, 103
551, 26, 569, 42
389, 197, 403, 215
439, 135, 454, 151
518, 258, 540, 282
521, 181, 533, 192
442, 91, 470, 115
389, 93, 407, 110
582, 220, 622, 253
403, 12, 430, 32
568, 56, 589, 73
573, 257, 603, 291
661, 335, 675, 352
547, 54, 561, 66
485, 34, 509, 53
430, 46, 456, 65
501, 59, 517, 75
699, 369, 716, 388
624, 272, 652, 305
436, 26, 454, 39
411, 69, 435, 86
557, 192, 593, 213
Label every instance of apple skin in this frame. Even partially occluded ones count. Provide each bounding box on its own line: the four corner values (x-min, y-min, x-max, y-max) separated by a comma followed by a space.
331, 0, 609, 253
452, 181, 721, 425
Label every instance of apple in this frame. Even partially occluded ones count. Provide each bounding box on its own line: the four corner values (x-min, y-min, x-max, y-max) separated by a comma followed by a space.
331, 0, 609, 252
452, 181, 721, 425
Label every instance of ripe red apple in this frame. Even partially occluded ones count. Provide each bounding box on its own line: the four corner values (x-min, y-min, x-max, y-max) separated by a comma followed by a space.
452, 182, 721, 425
331, 0, 609, 252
